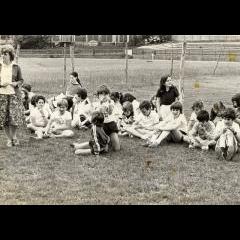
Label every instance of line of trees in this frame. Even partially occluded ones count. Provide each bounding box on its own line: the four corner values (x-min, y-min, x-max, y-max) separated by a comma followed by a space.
13, 35, 52, 49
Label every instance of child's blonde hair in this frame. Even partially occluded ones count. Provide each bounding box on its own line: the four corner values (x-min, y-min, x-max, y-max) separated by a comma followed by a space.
57, 99, 68, 108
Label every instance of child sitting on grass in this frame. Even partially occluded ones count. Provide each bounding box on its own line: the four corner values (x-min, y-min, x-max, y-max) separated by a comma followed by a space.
121, 93, 141, 118
93, 85, 120, 151
110, 91, 123, 129
189, 110, 216, 150
188, 100, 204, 132
71, 111, 110, 156
125, 100, 159, 140
232, 93, 240, 125
144, 102, 188, 148
210, 101, 226, 125
27, 95, 51, 139
119, 101, 135, 137
214, 108, 240, 161
71, 88, 92, 130
44, 99, 74, 138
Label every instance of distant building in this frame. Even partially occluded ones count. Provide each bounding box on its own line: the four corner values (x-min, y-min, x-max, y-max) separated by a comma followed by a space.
51, 35, 134, 46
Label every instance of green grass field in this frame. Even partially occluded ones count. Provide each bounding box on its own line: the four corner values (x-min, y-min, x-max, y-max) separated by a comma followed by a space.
1, 58, 240, 205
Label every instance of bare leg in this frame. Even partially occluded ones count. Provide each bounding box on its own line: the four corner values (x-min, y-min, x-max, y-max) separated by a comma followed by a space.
74, 142, 90, 150
9, 125, 18, 140
75, 149, 92, 155
4, 126, 12, 141
110, 132, 121, 151
149, 131, 170, 147
50, 130, 74, 138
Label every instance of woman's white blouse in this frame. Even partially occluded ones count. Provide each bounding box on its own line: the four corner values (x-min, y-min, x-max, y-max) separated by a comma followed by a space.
0, 63, 15, 95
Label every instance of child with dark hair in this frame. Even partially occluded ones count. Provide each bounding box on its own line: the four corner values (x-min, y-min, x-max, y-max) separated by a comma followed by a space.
119, 101, 135, 137
93, 85, 120, 151
22, 83, 35, 100
121, 93, 141, 117
214, 108, 240, 161
110, 91, 123, 128
188, 100, 204, 132
156, 74, 179, 120
145, 102, 188, 147
71, 88, 92, 129
189, 110, 216, 150
44, 99, 74, 138
210, 101, 226, 125
71, 111, 110, 156
125, 100, 159, 140
27, 95, 51, 139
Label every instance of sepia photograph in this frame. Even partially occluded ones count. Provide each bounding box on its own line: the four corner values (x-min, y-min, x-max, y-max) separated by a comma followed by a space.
1, 34, 240, 205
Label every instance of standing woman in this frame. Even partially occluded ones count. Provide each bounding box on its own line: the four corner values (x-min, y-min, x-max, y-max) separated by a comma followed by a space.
0, 45, 25, 147
156, 74, 179, 121
66, 72, 83, 98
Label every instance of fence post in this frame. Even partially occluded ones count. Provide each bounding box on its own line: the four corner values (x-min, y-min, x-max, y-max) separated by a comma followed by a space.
63, 43, 67, 89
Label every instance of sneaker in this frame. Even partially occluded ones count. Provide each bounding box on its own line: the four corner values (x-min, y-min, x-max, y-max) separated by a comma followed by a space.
201, 146, 209, 151
142, 142, 150, 147
148, 142, 160, 148
6, 140, 13, 147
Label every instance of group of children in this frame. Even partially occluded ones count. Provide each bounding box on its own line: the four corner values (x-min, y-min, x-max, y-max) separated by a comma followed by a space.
20, 72, 240, 161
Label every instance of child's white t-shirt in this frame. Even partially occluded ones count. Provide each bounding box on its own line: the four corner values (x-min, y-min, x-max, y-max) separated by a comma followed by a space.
73, 98, 92, 121
93, 99, 116, 123
165, 113, 188, 133
136, 111, 159, 128
50, 110, 72, 128
215, 120, 240, 137
30, 108, 51, 126
190, 112, 197, 122
112, 102, 123, 122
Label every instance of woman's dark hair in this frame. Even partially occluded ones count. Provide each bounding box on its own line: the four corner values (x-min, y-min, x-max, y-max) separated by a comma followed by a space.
158, 74, 171, 95
1, 46, 15, 62
110, 92, 123, 103
121, 93, 136, 104
170, 101, 183, 114
139, 100, 152, 111
91, 111, 105, 126
75, 88, 87, 100
232, 93, 240, 108
34, 95, 46, 105
150, 95, 157, 110
70, 71, 82, 87
122, 101, 134, 115
192, 100, 204, 111
197, 110, 210, 122
96, 85, 111, 96
222, 108, 236, 120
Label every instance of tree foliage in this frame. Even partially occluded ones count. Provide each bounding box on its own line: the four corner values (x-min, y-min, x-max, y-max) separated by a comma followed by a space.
14, 35, 51, 49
